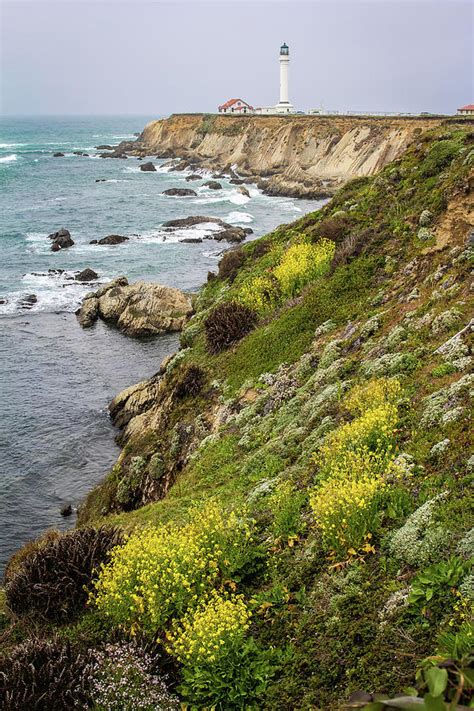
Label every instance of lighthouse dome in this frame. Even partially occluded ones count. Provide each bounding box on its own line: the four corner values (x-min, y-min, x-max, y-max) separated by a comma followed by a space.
280, 42, 289, 55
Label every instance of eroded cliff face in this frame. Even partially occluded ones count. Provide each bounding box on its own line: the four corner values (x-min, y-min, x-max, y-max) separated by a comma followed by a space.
135, 113, 447, 197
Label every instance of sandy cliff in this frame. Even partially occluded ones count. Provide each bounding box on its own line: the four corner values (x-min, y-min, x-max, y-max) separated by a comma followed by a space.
132, 113, 452, 197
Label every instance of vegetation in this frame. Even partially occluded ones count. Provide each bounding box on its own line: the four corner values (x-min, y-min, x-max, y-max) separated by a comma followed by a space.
1, 125, 473, 709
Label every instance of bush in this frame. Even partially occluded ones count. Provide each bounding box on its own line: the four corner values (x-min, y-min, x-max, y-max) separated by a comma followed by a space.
91, 502, 255, 635
166, 591, 276, 709
89, 641, 180, 711
205, 301, 257, 354
309, 379, 401, 556
268, 480, 306, 542
273, 238, 335, 299
313, 215, 349, 243
0, 637, 91, 710
237, 274, 279, 314
419, 140, 460, 178
218, 247, 245, 282
408, 556, 472, 617
4, 526, 123, 621
174, 364, 206, 399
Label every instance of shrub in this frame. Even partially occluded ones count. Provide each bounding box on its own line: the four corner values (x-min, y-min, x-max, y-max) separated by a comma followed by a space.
313, 215, 349, 243
237, 274, 279, 314
205, 301, 257, 354
388, 494, 449, 566
268, 480, 306, 542
89, 641, 180, 711
408, 557, 472, 617
419, 140, 460, 178
0, 637, 91, 710
166, 591, 276, 709
218, 247, 245, 282
91, 502, 255, 635
309, 379, 401, 556
174, 364, 206, 399
273, 238, 335, 299
4, 526, 123, 621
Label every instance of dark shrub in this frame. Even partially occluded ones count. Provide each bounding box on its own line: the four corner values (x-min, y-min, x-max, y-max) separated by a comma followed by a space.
218, 247, 245, 282
251, 239, 271, 259
205, 301, 257, 354
331, 229, 371, 268
175, 364, 206, 398
0, 637, 91, 710
312, 215, 349, 243
4, 526, 123, 621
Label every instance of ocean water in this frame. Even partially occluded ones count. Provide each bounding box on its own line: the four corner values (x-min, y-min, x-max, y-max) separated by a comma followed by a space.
0, 115, 324, 572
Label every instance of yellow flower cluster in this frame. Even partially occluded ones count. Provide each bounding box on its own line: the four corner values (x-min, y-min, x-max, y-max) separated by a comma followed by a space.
237, 274, 278, 314
236, 236, 335, 314
166, 590, 251, 666
344, 377, 402, 416
310, 379, 401, 556
91, 502, 249, 634
273, 238, 335, 298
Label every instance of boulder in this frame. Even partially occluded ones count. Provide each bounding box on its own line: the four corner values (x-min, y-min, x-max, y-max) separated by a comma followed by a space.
186, 174, 202, 181
140, 161, 156, 172
238, 186, 250, 198
60, 504, 73, 517
162, 188, 197, 197
94, 234, 129, 245
77, 294, 99, 327
20, 294, 37, 309
95, 144, 113, 150
181, 237, 203, 243
48, 228, 74, 251
204, 180, 222, 190
77, 278, 193, 337
53, 152, 64, 157
214, 227, 247, 243
75, 268, 99, 282
229, 178, 245, 185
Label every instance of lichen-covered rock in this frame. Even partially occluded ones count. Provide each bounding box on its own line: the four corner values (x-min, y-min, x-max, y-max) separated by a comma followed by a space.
77, 279, 193, 337
417, 227, 433, 241
388, 493, 449, 566
419, 209, 433, 226
76, 294, 99, 327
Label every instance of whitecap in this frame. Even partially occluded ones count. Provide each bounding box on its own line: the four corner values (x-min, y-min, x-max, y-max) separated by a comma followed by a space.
226, 211, 254, 224
0, 142, 26, 148
0, 154, 17, 163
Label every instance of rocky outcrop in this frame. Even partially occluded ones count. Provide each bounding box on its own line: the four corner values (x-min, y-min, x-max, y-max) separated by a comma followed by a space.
161, 215, 252, 243
48, 228, 74, 251
162, 188, 197, 197
91, 235, 129, 245
203, 180, 222, 190
140, 162, 156, 172
75, 268, 98, 282
128, 113, 452, 197
77, 277, 194, 337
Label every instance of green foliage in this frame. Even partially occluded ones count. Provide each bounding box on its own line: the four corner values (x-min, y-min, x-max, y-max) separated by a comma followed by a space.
177, 636, 279, 710
408, 557, 472, 617
419, 140, 461, 178
268, 480, 306, 542
432, 363, 457, 378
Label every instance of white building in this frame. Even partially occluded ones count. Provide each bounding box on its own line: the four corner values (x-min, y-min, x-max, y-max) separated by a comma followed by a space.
218, 98, 254, 114
457, 104, 474, 116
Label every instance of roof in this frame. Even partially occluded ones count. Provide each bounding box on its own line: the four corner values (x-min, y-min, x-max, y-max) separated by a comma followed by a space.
458, 104, 474, 111
218, 98, 252, 110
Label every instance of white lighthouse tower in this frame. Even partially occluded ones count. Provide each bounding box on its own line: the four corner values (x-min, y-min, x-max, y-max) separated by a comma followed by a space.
275, 42, 294, 113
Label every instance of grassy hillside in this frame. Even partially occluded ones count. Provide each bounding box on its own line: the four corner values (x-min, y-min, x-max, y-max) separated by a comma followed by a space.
1, 126, 473, 710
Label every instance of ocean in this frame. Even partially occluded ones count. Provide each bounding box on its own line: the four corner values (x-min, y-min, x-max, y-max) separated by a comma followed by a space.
0, 115, 324, 573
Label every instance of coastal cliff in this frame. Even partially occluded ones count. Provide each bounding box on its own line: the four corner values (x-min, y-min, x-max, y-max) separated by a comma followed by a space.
132, 113, 451, 197
1, 124, 473, 710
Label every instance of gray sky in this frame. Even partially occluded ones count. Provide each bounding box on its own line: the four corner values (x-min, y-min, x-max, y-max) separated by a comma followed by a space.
1, 0, 472, 115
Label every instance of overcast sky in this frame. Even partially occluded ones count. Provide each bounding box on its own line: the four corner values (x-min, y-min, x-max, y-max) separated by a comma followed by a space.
1, 0, 472, 116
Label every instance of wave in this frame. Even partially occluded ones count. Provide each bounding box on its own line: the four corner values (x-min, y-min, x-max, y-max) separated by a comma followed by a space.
0, 154, 17, 163
226, 211, 254, 224
0, 143, 26, 148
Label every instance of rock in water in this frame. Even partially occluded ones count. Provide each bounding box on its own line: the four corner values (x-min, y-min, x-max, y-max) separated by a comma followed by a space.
77, 278, 193, 337
60, 504, 73, 517
53, 152, 64, 157
94, 235, 129, 245
186, 174, 202, 181
213, 227, 248, 243
19, 294, 38, 309
203, 180, 222, 190
162, 188, 197, 197
75, 268, 98, 282
238, 185, 250, 198
48, 228, 74, 251
140, 161, 157, 172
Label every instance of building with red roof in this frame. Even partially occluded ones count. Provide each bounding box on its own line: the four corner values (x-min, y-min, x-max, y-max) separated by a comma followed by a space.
457, 104, 474, 115
218, 98, 254, 114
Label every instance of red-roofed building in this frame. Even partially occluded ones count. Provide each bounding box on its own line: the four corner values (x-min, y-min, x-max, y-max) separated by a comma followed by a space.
218, 98, 254, 114
457, 104, 474, 115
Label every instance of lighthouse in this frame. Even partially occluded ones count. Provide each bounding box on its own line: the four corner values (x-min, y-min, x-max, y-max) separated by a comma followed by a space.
275, 42, 294, 113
